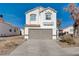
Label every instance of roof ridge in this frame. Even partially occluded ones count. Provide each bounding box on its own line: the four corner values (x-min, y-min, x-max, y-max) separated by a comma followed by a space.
46, 7, 57, 13
25, 6, 45, 14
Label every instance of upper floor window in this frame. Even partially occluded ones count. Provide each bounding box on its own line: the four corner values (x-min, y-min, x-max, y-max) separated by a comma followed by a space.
45, 12, 52, 20
30, 14, 36, 21
43, 22, 53, 26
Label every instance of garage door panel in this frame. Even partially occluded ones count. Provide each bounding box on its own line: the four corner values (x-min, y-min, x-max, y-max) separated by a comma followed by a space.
29, 29, 52, 40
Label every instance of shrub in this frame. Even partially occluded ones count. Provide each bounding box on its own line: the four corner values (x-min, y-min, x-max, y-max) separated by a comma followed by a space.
60, 34, 75, 45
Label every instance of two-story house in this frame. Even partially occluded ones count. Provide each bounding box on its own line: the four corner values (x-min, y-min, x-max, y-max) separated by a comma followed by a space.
24, 6, 57, 40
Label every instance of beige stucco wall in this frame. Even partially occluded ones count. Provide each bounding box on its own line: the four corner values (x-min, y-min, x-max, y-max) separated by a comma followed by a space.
0, 23, 20, 36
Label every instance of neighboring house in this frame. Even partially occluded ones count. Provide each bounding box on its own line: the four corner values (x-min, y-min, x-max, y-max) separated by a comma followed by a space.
63, 26, 74, 35
24, 6, 57, 40
0, 15, 21, 37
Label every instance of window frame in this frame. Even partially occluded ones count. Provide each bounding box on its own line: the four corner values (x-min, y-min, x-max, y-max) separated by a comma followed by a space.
45, 12, 52, 20
9, 29, 12, 32
30, 14, 36, 21
70, 29, 73, 32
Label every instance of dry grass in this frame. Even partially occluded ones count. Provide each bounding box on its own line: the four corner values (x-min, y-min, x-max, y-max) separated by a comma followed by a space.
58, 34, 76, 48
0, 36, 25, 55
60, 35, 75, 45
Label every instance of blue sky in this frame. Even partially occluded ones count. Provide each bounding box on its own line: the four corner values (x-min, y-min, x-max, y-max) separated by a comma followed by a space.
0, 3, 76, 29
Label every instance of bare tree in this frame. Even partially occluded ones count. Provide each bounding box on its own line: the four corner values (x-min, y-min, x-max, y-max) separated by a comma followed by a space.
64, 3, 79, 37
57, 19, 61, 28
57, 19, 61, 37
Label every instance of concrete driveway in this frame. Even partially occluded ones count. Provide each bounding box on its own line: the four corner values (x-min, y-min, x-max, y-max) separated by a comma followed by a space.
9, 39, 68, 56
8, 39, 79, 56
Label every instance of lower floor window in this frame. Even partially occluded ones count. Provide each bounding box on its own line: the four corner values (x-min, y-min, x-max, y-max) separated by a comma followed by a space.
9, 29, 12, 32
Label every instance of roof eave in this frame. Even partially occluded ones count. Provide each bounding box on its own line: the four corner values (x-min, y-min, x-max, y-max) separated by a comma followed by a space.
25, 6, 45, 14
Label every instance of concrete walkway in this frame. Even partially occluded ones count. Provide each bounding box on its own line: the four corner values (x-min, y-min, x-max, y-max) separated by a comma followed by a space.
9, 39, 68, 56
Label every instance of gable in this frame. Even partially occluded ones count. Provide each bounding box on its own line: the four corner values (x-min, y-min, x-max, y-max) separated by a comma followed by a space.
25, 6, 45, 14
40, 7, 57, 13
25, 6, 57, 15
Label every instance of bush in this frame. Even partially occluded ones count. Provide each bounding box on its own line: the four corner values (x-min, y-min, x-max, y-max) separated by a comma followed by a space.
60, 34, 75, 45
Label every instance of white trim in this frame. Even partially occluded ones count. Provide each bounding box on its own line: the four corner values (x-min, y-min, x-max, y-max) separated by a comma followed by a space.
25, 6, 57, 14
25, 6, 45, 14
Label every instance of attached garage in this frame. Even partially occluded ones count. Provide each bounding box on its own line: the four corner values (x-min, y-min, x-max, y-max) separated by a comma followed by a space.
29, 29, 52, 40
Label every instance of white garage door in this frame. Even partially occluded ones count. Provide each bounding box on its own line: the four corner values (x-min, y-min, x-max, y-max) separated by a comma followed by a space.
29, 29, 52, 40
